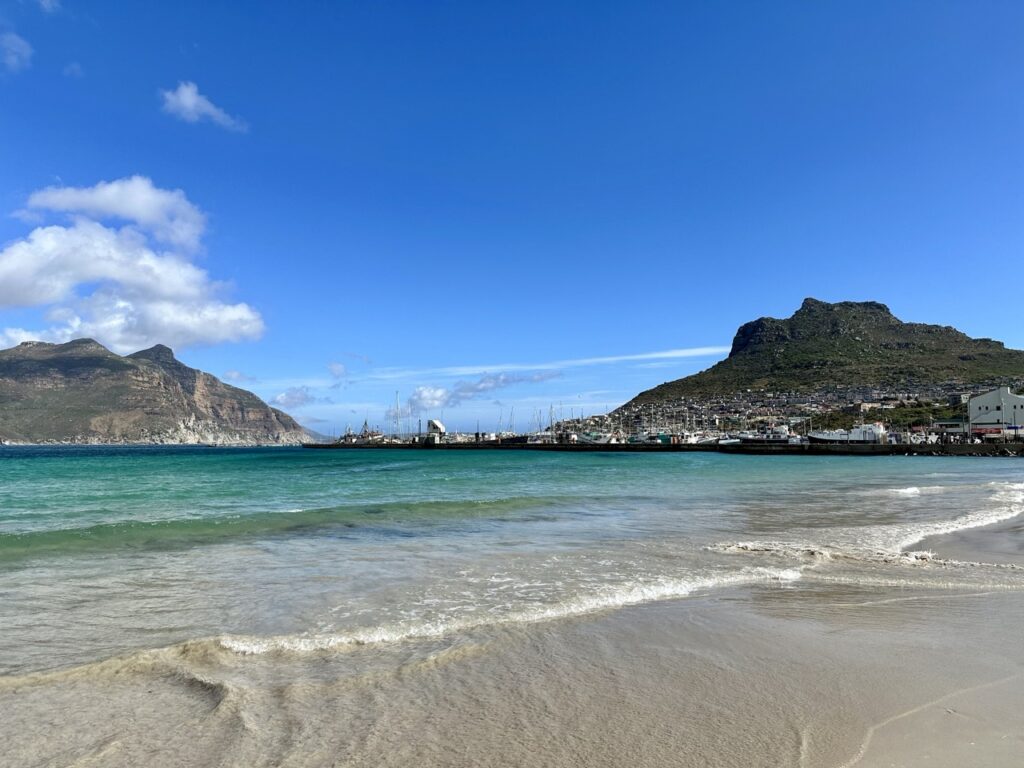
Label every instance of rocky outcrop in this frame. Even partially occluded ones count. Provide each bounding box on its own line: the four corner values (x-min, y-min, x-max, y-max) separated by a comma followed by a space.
0, 339, 309, 445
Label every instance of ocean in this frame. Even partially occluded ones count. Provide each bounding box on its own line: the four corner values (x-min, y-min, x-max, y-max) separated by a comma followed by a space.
2, 447, 1023, 767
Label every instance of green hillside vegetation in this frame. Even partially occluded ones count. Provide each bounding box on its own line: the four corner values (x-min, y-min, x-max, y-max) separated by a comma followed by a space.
627, 299, 1024, 406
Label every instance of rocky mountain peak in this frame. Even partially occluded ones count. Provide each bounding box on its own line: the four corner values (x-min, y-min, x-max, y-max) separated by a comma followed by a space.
730, 299, 902, 358
128, 344, 178, 365
59, 338, 115, 355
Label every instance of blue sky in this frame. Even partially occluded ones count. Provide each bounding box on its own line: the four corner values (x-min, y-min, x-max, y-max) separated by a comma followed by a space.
2, 1, 1023, 433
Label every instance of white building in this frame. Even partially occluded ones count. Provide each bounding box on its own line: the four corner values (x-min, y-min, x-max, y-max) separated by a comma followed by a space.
969, 386, 1024, 438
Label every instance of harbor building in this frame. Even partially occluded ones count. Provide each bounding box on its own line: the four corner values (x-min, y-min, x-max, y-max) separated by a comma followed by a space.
969, 386, 1024, 438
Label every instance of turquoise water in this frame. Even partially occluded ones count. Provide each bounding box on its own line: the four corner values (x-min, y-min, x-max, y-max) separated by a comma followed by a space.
1, 447, 1022, 675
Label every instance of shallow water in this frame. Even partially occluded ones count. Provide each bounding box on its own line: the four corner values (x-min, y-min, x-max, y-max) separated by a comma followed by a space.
2, 447, 1023, 766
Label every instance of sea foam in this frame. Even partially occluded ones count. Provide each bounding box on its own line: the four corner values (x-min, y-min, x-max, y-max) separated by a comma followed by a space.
217, 567, 802, 656
710, 482, 1024, 572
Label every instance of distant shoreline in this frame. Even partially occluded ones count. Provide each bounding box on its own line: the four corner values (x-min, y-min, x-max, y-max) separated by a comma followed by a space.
4, 441, 1021, 456
302, 441, 1024, 457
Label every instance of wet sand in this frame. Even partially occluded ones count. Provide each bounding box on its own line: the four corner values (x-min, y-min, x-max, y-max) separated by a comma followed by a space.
4, 577, 1023, 767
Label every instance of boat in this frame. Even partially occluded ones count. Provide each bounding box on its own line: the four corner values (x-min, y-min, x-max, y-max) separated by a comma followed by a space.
739, 424, 803, 445
628, 431, 673, 445
808, 422, 887, 445
334, 420, 386, 445
578, 431, 625, 445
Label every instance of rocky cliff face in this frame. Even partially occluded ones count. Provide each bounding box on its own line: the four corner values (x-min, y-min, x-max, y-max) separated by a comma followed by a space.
0, 339, 310, 444
624, 298, 1024, 405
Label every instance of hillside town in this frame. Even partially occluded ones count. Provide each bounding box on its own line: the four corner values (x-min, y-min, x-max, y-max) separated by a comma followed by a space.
319, 382, 1024, 451
585, 381, 1024, 445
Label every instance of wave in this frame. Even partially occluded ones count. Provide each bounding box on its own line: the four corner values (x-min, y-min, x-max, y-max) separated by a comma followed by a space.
709, 482, 1024, 571
865, 485, 951, 498
0, 566, 804, 686
216, 567, 803, 655
709, 541, 1024, 572
891, 482, 1024, 551
0, 494, 585, 562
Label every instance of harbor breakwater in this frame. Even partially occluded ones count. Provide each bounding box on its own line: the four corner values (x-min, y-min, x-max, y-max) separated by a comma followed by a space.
303, 441, 1024, 457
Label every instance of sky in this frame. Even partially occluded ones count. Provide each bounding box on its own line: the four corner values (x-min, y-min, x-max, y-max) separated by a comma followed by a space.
1, 1, 1023, 433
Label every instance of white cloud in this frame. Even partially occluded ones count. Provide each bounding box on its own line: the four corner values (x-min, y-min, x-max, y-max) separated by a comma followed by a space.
396, 372, 561, 417
37, 0, 61, 13
367, 346, 731, 382
1, 32, 32, 72
27, 175, 205, 251
0, 177, 264, 353
328, 362, 347, 379
406, 386, 449, 414
160, 81, 247, 132
272, 386, 330, 409
63, 61, 83, 78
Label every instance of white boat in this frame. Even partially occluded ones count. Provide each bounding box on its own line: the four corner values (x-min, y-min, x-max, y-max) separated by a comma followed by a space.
808, 422, 887, 445
739, 425, 796, 444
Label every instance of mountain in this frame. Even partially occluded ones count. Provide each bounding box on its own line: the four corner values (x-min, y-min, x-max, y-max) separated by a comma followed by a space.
0, 339, 310, 444
625, 298, 1024, 405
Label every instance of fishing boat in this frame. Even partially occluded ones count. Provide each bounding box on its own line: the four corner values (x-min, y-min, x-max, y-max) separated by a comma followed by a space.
739, 424, 803, 445
808, 422, 887, 445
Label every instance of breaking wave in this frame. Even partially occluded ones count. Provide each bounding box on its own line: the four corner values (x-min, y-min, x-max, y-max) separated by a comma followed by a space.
890, 482, 1024, 551
216, 567, 803, 655
863, 484, 961, 498
709, 482, 1024, 575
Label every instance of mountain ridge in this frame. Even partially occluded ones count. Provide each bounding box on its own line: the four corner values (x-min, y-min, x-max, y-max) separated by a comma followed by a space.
0, 338, 309, 445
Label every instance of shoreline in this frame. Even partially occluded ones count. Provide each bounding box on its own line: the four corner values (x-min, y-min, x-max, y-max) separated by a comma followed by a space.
3, 441, 1021, 456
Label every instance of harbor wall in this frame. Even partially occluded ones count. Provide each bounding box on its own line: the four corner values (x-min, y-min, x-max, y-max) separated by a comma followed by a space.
303, 441, 1024, 457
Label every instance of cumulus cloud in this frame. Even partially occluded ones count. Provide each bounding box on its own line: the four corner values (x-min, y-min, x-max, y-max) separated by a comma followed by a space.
395, 372, 561, 417
1, 32, 32, 72
26, 175, 205, 251
272, 386, 331, 409
0, 176, 264, 353
161, 81, 248, 132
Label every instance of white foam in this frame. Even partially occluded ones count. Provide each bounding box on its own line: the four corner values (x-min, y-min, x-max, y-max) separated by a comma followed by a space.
218, 567, 803, 655
889, 482, 1024, 552
709, 542, 835, 562
891, 487, 921, 496
714, 482, 1024, 562
868, 485, 950, 498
